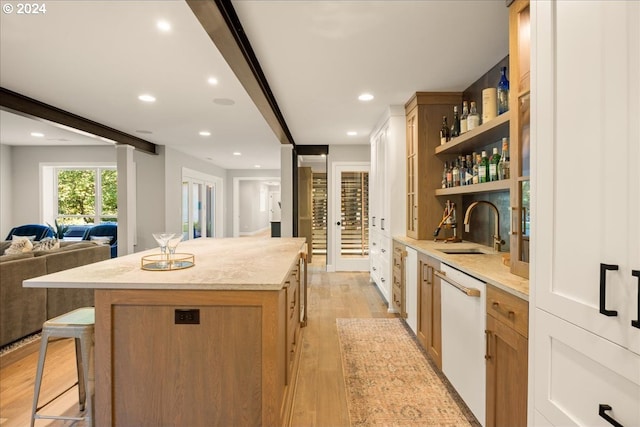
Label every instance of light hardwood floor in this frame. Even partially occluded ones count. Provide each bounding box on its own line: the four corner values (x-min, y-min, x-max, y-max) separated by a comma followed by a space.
0, 263, 395, 426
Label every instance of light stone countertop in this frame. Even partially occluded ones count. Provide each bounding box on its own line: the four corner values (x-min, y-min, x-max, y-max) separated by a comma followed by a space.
393, 235, 529, 301
24, 237, 307, 291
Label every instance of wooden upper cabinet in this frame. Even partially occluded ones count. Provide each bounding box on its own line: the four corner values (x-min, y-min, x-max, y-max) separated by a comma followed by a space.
404, 92, 461, 240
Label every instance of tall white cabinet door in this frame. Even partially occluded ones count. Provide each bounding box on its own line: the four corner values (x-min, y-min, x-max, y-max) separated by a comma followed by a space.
533, 1, 640, 425
534, 0, 640, 351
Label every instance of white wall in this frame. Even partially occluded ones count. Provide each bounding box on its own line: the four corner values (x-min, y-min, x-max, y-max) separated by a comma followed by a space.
1, 144, 14, 238
238, 180, 270, 235
326, 145, 371, 269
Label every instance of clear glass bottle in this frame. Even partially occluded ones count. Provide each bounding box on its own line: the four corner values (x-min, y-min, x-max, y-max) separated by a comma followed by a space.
479, 150, 489, 183
498, 137, 510, 180
472, 152, 480, 184
451, 106, 460, 138
459, 156, 467, 186
452, 159, 460, 187
467, 101, 480, 131
440, 116, 450, 145
497, 66, 510, 115
489, 147, 501, 181
446, 161, 453, 188
442, 161, 448, 189
460, 101, 469, 134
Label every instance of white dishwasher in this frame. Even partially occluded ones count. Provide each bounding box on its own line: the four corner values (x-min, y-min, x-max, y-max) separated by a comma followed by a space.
438, 263, 486, 425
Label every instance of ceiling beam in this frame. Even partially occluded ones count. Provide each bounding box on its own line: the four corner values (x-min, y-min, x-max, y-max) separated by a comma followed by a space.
0, 87, 157, 155
186, 0, 296, 146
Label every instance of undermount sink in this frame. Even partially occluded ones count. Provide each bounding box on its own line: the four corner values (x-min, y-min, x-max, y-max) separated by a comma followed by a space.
437, 248, 488, 255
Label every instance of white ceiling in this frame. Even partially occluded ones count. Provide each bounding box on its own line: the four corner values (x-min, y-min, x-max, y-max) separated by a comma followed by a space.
0, 1, 509, 170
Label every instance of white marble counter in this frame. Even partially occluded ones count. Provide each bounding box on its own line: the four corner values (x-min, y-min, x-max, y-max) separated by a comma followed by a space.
393, 235, 529, 300
24, 237, 307, 291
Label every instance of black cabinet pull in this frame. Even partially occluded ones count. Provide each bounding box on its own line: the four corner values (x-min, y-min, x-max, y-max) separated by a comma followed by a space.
632, 270, 640, 329
600, 263, 619, 317
599, 404, 624, 427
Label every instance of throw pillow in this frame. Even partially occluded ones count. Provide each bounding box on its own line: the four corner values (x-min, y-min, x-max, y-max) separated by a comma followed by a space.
33, 237, 60, 252
5, 236, 34, 255
90, 236, 112, 246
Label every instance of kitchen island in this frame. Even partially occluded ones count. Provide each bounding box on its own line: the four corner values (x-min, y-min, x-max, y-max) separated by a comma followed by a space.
24, 237, 307, 427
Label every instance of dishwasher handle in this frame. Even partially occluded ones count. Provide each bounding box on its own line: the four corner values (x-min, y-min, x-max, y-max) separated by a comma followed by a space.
435, 270, 481, 297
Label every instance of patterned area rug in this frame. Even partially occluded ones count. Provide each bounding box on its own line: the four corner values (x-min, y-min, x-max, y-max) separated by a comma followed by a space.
337, 318, 479, 427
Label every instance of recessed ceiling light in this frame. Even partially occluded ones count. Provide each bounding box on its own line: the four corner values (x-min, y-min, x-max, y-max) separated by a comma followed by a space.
138, 94, 156, 103
207, 77, 218, 85
213, 98, 235, 106
358, 93, 374, 101
157, 20, 171, 32
233, 152, 242, 156
199, 131, 211, 136
347, 131, 358, 136
30, 132, 44, 137
254, 164, 261, 168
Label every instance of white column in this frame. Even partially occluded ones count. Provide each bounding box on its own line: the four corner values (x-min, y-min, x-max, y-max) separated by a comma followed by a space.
280, 145, 293, 237
116, 145, 136, 255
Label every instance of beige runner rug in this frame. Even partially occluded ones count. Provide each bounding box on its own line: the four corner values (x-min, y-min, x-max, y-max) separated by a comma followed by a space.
336, 318, 479, 427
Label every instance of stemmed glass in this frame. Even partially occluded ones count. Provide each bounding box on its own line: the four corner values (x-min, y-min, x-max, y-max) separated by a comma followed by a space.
152, 232, 175, 268
167, 234, 183, 267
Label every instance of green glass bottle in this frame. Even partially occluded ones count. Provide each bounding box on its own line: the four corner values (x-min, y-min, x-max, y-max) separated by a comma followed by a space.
489, 147, 501, 181
479, 150, 489, 183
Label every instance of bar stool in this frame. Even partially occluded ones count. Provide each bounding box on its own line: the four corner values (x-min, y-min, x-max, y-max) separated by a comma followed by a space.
30, 307, 94, 427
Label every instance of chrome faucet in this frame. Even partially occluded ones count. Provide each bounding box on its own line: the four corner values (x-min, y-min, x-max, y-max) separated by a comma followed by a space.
463, 201, 505, 252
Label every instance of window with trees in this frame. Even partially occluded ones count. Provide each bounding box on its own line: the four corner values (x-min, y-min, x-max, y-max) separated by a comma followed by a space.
53, 167, 117, 224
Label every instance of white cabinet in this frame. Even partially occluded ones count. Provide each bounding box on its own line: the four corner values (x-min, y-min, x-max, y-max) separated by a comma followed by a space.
369, 106, 406, 305
532, 1, 640, 425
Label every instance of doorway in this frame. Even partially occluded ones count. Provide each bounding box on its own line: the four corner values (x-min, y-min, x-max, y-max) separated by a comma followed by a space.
332, 163, 370, 271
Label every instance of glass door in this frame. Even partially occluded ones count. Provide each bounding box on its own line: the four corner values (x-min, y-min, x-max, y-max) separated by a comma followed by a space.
334, 164, 370, 271
182, 169, 222, 240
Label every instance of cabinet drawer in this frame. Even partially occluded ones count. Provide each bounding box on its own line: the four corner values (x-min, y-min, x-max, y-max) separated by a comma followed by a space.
535, 309, 640, 427
487, 285, 529, 338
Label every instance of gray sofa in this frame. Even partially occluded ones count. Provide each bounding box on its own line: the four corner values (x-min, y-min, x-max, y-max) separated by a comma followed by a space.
0, 241, 110, 347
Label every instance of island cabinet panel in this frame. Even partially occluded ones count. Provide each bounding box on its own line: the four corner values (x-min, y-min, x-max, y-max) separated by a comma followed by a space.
94, 288, 291, 427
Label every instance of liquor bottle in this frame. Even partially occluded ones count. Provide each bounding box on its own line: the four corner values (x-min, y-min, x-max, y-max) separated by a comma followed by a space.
472, 153, 480, 184
497, 66, 510, 115
440, 116, 450, 145
451, 106, 461, 138
465, 154, 474, 186
459, 157, 467, 186
446, 161, 453, 188
498, 137, 511, 180
452, 159, 460, 187
489, 147, 501, 181
467, 101, 480, 131
460, 101, 469, 134
442, 161, 448, 189
479, 150, 489, 183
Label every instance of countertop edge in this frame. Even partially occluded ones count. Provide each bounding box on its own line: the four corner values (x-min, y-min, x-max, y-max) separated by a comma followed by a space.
393, 235, 529, 301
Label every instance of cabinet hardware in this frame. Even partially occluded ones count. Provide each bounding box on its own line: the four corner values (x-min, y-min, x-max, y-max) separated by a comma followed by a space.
372, 216, 376, 227
381, 218, 385, 231
381, 248, 386, 253
485, 329, 492, 360
434, 270, 481, 297
510, 207, 518, 235
632, 270, 640, 329
492, 301, 516, 319
336, 221, 341, 226
381, 278, 386, 283
599, 263, 619, 317
599, 404, 624, 427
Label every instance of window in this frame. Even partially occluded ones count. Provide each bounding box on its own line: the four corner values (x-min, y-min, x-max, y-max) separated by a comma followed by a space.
45, 166, 117, 225
182, 168, 223, 240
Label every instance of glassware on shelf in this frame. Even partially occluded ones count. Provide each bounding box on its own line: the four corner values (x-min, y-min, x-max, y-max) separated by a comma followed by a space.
152, 232, 175, 267
497, 66, 510, 115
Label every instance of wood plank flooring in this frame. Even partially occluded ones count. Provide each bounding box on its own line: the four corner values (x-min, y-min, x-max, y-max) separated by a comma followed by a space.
0, 264, 395, 427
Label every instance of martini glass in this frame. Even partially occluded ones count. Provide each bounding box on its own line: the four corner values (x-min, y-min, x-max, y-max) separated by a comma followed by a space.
167, 234, 184, 267
152, 232, 175, 268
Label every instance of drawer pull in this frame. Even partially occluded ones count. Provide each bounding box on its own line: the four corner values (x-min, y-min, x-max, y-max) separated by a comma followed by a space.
381, 248, 386, 253
435, 271, 480, 297
484, 329, 492, 360
599, 263, 619, 317
492, 301, 516, 319
599, 404, 624, 427
632, 270, 640, 329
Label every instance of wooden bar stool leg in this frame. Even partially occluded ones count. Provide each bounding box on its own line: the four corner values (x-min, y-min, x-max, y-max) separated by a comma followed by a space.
80, 329, 94, 427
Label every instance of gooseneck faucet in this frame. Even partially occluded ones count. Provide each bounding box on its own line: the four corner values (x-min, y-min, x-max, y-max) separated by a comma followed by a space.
463, 201, 505, 252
